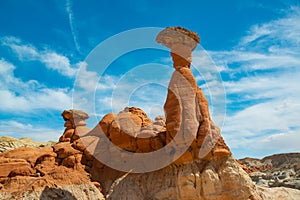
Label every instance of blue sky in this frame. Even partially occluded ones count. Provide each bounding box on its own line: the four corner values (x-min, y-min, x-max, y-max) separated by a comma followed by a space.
0, 0, 300, 158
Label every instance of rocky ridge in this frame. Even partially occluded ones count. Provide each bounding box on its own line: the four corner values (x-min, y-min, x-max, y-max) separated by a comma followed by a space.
239, 153, 300, 190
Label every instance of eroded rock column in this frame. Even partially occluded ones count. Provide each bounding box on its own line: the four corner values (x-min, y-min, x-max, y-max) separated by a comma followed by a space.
55, 110, 91, 169
156, 27, 231, 162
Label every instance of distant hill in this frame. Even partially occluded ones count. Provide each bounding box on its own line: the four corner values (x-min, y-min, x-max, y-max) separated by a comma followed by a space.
239, 153, 300, 190
0, 136, 56, 153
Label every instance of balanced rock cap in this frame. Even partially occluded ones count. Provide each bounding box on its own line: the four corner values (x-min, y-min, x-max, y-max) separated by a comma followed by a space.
156, 26, 200, 51
62, 110, 89, 121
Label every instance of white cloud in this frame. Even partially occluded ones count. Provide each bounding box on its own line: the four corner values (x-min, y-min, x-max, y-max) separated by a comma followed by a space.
40, 52, 77, 77
28, 88, 72, 110
207, 7, 300, 158
0, 58, 72, 142
0, 37, 81, 142
0, 90, 29, 111
0, 120, 62, 142
258, 130, 300, 152
224, 70, 300, 100
74, 62, 119, 93
210, 50, 300, 72
72, 62, 121, 122
0, 59, 72, 112
223, 98, 300, 138
1, 36, 78, 77
228, 127, 300, 159
0, 59, 22, 86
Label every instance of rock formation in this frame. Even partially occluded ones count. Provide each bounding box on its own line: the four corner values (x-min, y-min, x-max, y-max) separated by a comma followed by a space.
156, 26, 231, 163
76, 27, 261, 199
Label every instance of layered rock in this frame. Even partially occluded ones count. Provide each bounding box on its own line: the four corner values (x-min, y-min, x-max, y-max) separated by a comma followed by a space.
106, 156, 261, 200
0, 145, 103, 199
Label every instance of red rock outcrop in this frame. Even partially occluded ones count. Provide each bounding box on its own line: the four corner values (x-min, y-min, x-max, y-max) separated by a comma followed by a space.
0, 110, 104, 199
98, 107, 165, 153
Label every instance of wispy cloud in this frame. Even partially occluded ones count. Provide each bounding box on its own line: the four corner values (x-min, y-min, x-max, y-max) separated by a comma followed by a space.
239, 7, 300, 47
66, 0, 81, 54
